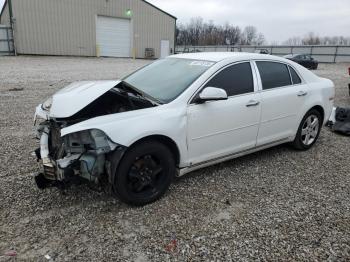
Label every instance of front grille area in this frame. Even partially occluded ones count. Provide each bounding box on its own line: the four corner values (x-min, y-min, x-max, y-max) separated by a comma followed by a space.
43, 164, 56, 180
48, 122, 64, 160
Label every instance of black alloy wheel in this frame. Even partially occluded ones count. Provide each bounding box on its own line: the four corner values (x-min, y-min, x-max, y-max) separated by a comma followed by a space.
113, 140, 175, 205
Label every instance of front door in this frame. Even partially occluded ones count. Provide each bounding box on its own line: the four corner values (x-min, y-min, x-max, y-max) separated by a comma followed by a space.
187, 62, 261, 165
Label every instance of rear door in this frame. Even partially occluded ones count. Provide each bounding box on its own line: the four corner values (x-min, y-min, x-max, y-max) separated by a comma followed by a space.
254, 61, 307, 146
187, 62, 261, 165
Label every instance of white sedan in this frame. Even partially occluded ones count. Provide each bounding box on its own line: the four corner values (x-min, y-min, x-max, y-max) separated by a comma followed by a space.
33, 52, 335, 205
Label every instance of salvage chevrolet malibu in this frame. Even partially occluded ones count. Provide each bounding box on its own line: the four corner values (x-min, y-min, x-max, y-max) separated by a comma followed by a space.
33, 52, 335, 205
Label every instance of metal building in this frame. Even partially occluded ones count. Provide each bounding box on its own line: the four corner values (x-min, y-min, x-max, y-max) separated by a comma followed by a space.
0, 0, 176, 58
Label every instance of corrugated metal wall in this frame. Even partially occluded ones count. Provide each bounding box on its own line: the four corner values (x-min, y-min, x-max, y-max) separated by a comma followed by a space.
176, 45, 350, 63
1, 0, 175, 58
0, 2, 10, 25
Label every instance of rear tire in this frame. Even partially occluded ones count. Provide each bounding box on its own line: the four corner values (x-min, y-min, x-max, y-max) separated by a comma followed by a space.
292, 109, 322, 150
113, 140, 175, 206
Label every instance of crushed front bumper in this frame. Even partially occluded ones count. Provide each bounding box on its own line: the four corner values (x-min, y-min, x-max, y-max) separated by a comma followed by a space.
33, 106, 60, 183
34, 123, 70, 187
33, 114, 122, 189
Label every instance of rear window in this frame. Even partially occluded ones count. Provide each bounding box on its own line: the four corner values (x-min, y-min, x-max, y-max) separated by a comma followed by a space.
289, 66, 302, 84
256, 61, 292, 90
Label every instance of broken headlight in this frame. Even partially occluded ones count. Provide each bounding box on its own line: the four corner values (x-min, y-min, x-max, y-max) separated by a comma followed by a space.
64, 129, 118, 154
42, 97, 53, 111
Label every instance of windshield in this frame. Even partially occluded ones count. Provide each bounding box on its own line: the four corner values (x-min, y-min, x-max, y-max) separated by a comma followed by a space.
123, 58, 215, 103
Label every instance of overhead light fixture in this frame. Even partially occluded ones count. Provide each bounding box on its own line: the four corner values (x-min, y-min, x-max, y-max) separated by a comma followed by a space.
125, 9, 132, 17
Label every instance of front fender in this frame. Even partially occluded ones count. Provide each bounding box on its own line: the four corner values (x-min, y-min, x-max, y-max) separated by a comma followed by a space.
61, 106, 189, 166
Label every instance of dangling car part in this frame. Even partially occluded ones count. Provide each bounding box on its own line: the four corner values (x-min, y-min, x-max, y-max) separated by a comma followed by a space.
33, 53, 334, 205
328, 107, 350, 136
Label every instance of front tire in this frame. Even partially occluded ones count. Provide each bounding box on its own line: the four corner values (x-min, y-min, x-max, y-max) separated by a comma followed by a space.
113, 140, 175, 206
292, 109, 322, 150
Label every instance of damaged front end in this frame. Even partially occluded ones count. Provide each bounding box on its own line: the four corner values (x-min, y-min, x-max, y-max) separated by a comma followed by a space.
32, 80, 157, 190
34, 119, 125, 190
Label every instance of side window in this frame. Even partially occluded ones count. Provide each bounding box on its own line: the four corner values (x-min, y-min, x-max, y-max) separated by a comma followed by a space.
289, 66, 302, 84
256, 61, 292, 90
205, 62, 254, 96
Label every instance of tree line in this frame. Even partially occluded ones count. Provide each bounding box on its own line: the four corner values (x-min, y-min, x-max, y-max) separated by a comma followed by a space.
176, 17, 265, 46
283, 32, 350, 45
176, 18, 350, 46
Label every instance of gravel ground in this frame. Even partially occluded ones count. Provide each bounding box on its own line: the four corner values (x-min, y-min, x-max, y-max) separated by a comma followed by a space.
0, 56, 349, 261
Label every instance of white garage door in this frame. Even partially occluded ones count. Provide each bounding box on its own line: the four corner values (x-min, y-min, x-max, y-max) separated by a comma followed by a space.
96, 16, 131, 57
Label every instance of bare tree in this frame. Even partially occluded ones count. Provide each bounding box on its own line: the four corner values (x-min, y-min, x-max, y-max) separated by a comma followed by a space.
302, 32, 320, 45
283, 33, 350, 46
253, 33, 266, 45
283, 36, 302, 45
241, 26, 257, 45
176, 18, 265, 46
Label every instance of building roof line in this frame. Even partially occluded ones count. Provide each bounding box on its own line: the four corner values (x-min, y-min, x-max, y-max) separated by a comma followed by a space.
0, 0, 8, 22
0, 0, 177, 22
142, 0, 177, 20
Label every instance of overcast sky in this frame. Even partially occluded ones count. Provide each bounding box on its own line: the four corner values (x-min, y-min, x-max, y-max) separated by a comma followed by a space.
1, 0, 349, 43
149, 0, 350, 43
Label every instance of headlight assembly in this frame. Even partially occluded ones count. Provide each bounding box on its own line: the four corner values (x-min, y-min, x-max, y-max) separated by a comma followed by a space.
42, 97, 53, 111
64, 129, 118, 154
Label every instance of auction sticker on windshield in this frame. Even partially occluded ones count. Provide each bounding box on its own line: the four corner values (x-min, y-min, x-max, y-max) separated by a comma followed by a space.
189, 61, 215, 67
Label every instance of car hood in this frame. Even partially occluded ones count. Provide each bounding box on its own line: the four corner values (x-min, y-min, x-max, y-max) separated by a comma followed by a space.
49, 80, 121, 118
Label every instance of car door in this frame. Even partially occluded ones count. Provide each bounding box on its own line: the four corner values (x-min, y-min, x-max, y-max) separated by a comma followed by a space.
305, 55, 314, 68
254, 61, 306, 146
300, 55, 309, 68
187, 61, 261, 165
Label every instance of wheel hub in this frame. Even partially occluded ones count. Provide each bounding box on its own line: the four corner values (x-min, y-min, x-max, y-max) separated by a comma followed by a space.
128, 155, 163, 193
301, 115, 320, 146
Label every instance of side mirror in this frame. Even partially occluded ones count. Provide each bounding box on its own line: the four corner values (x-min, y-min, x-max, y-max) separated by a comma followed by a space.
197, 87, 228, 103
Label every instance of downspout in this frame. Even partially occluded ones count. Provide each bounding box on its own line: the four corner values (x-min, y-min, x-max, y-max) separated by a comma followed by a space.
8, 0, 17, 55
174, 18, 177, 54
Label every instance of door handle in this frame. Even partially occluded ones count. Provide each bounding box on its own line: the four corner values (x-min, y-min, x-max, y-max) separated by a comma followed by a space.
246, 100, 260, 107
297, 91, 308, 97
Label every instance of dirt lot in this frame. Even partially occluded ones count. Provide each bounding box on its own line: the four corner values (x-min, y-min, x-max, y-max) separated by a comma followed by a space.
0, 56, 349, 261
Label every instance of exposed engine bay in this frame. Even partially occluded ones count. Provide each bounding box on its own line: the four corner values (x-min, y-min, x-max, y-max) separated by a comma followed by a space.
34, 82, 156, 189
56, 83, 157, 124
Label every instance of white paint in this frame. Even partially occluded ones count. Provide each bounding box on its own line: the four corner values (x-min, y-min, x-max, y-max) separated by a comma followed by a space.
96, 16, 131, 57
160, 40, 170, 58
38, 53, 335, 171
49, 80, 121, 118
187, 92, 261, 164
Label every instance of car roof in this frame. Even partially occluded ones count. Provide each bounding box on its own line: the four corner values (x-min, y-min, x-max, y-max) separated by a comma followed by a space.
170, 52, 288, 63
